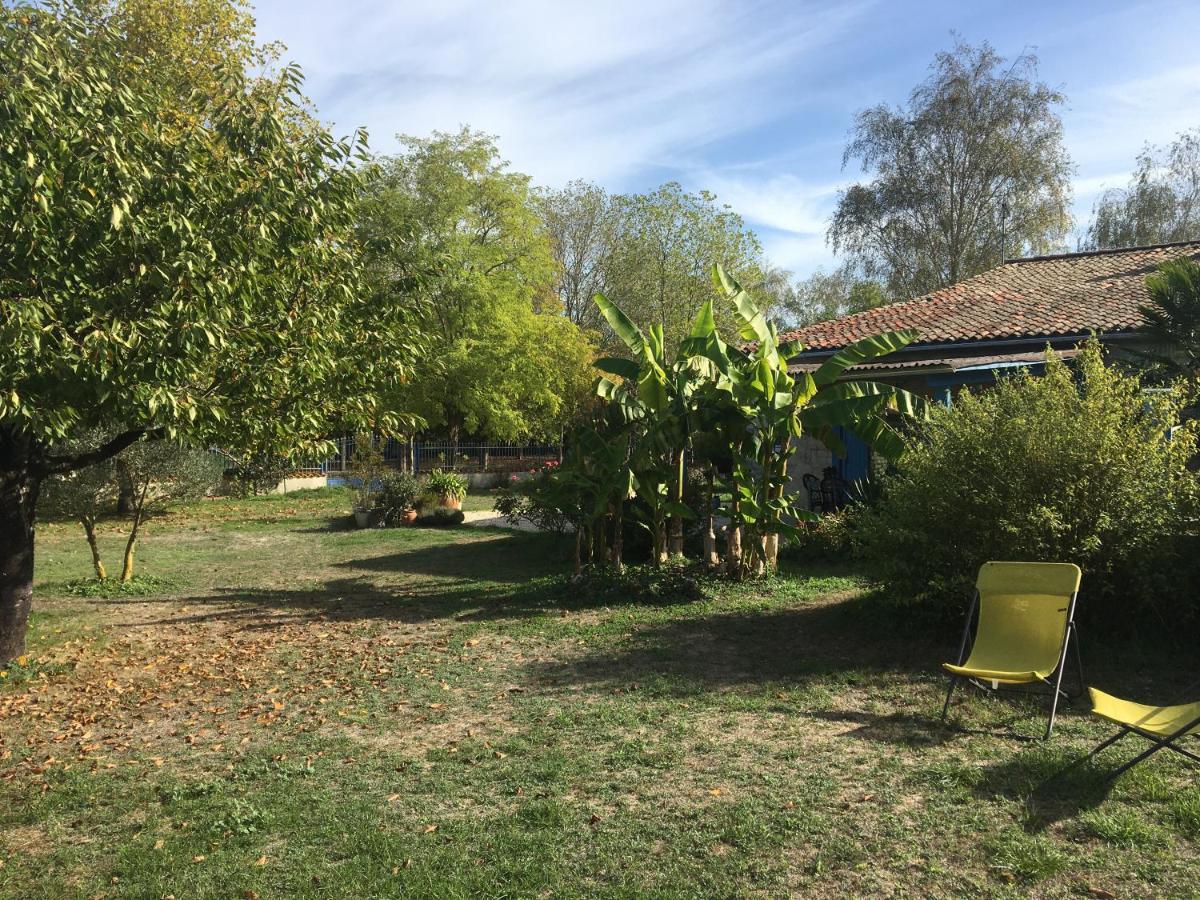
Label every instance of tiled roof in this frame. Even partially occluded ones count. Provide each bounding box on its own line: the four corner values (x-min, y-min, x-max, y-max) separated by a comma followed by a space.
780, 241, 1200, 352
788, 348, 1080, 374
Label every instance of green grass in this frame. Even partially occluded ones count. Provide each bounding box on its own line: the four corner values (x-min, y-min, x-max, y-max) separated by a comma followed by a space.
2, 490, 1198, 897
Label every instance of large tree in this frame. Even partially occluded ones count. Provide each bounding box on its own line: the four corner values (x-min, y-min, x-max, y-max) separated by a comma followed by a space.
0, 4, 417, 661
1086, 128, 1200, 250
358, 129, 597, 443
830, 40, 1073, 300
536, 180, 621, 331
604, 183, 766, 347
773, 264, 888, 329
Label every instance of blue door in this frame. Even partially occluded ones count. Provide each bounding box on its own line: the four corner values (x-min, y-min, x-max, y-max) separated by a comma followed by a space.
833, 427, 870, 483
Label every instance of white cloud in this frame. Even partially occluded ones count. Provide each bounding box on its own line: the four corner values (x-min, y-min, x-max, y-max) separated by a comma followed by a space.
253, 0, 873, 186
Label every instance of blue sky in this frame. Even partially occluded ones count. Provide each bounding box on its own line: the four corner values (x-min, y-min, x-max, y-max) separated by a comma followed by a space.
252, 0, 1200, 279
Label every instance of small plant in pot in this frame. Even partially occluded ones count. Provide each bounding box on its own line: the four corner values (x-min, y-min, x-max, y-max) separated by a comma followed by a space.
422, 469, 467, 511
378, 472, 421, 526
348, 433, 386, 527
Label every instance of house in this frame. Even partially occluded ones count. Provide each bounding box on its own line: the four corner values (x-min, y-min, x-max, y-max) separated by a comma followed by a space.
785, 240, 1200, 495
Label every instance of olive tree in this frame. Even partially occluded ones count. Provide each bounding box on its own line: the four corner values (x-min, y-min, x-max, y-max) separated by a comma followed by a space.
0, 6, 417, 661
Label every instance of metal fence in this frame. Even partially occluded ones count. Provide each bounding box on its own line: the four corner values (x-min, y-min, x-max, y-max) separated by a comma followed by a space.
319, 437, 562, 475
209, 438, 563, 479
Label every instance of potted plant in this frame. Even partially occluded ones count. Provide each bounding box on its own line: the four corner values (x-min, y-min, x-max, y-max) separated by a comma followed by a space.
348, 433, 385, 527
378, 472, 421, 526
422, 469, 467, 510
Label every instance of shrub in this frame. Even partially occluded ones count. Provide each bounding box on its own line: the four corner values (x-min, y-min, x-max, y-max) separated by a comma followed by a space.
417, 505, 465, 527
856, 342, 1200, 628
782, 508, 856, 562
494, 468, 578, 534
224, 454, 288, 498
377, 473, 421, 525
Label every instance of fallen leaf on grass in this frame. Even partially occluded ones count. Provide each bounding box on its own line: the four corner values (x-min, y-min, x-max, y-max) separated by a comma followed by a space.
255, 855, 268, 867
423, 824, 438, 834
707, 788, 723, 796
192, 855, 205, 863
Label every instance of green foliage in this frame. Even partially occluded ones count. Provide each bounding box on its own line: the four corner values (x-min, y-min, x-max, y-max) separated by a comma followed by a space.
377, 472, 421, 523
358, 128, 597, 441
416, 506, 466, 527
856, 342, 1200, 625
1138, 258, 1200, 380
775, 264, 889, 329
573, 263, 926, 579
0, 4, 416, 457
61, 574, 179, 598
605, 183, 767, 348
347, 434, 386, 511
424, 469, 468, 503
781, 510, 856, 562
830, 40, 1072, 299
1086, 128, 1200, 249
494, 467, 576, 534
221, 452, 289, 498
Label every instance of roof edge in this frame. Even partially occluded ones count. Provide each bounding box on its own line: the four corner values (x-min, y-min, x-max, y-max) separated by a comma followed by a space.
1005, 238, 1200, 265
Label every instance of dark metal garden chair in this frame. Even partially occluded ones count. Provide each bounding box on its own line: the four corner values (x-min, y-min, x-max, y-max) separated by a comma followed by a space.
802, 473, 824, 512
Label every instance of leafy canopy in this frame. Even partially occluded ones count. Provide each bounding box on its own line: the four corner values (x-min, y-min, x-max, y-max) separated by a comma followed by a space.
0, 2, 415, 466
1086, 128, 1200, 250
357, 128, 596, 441
830, 39, 1073, 299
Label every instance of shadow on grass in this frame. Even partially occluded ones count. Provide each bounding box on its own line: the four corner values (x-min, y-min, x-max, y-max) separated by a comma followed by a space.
974, 744, 1116, 831
805, 709, 958, 748
93, 530, 704, 630
524, 587, 948, 698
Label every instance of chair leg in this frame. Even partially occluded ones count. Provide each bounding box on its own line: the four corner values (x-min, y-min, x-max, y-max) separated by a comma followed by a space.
1039, 728, 1129, 789
1045, 666, 1068, 741
1104, 738, 1172, 782
1070, 623, 1086, 700
941, 676, 958, 722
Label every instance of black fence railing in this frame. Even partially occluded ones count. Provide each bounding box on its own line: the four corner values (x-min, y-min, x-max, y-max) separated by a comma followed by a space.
320, 437, 562, 475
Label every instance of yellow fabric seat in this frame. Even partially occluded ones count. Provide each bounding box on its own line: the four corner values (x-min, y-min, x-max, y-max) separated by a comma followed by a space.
940, 561, 1083, 739
942, 662, 1047, 684
1090, 688, 1200, 739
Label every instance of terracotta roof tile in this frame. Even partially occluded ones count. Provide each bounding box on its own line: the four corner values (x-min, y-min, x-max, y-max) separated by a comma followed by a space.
780, 241, 1200, 352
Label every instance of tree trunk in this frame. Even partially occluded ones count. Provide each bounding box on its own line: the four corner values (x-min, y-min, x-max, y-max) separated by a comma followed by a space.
668, 448, 685, 558
120, 480, 150, 583
0, 433, 40, 664
82, 518, 107, 581
610, 500, 624, 574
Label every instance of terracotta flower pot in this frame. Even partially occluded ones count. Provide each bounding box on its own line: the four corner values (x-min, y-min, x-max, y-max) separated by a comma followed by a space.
438, 495, 463, 510
400, 508, 418, 525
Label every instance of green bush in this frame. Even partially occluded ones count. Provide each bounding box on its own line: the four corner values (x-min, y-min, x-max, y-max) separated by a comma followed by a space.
782, 508, 856, 562
856, 342, 1200, 628
417, 505, 465, 527
377, 473, 421, 524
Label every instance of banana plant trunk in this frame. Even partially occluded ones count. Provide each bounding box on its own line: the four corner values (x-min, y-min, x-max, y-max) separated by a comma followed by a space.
702, 466, 718, 568
667, 447, 685, 558
610, 499, 624, 573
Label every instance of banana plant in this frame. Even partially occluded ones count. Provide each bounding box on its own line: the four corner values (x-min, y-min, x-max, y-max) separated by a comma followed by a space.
593, 294, 714, 562
704, 264, 930, 576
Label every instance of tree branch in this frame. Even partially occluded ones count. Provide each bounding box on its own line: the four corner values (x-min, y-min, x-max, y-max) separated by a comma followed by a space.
38, 427, 162, 476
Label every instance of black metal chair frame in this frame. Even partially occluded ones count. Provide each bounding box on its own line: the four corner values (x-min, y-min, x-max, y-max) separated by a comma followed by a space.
940, 587, 1085, 740
802, 473, 824, 512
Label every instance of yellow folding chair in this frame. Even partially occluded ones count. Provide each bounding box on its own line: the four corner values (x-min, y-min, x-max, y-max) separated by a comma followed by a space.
1072, 688, 1200, 781
940, 561, 1084, 740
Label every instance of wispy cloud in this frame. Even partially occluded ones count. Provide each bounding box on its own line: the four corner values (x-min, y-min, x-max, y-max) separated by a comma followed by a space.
255, 0, 872, 186
252, 0, 1200, 278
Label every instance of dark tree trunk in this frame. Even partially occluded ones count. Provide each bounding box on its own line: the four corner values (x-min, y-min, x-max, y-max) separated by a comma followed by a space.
0, 431, 40, 664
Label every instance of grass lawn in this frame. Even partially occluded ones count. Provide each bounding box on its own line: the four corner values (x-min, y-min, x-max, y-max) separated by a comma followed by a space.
2, 489, 1198, 898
